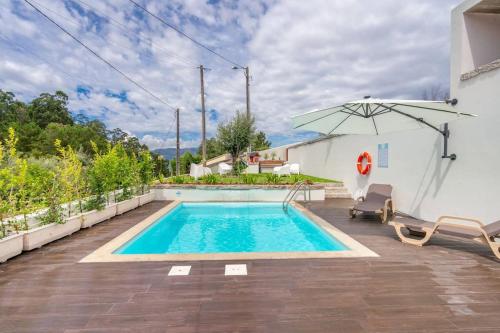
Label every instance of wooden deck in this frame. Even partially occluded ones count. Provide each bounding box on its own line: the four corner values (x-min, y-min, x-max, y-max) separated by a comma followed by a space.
0, 199, 499, 333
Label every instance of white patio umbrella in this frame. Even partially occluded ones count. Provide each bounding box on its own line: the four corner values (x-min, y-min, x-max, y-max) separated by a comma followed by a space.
292, 98, 477, 160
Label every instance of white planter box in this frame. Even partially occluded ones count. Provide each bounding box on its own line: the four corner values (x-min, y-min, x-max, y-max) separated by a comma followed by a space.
81, 204, 117, 228
23, 215, 82, 251
0, 233, 24, 263
116, 197, 140, 215
138, 192, 155, 206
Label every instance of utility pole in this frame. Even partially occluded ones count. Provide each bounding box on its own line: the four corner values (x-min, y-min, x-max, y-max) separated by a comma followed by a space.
232, 65, 251, 118
245, 66, 250, 118
176, 108, 180, 176
199, 65, 207, 165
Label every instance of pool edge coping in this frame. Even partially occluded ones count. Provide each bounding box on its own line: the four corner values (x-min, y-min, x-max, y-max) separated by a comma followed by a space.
79, 201, 379, 263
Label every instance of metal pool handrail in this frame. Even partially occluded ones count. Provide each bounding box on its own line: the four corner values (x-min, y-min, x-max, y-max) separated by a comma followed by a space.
283, 181, 310, 211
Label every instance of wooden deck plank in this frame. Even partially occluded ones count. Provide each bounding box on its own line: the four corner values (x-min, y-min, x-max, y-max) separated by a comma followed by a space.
0, 199, 498, 333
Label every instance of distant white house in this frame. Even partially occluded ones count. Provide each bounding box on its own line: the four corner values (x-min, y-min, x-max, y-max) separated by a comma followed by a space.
288, 0, 500, 222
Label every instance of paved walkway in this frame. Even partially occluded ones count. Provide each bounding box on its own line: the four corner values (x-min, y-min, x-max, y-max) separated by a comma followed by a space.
0, 200, 498, 333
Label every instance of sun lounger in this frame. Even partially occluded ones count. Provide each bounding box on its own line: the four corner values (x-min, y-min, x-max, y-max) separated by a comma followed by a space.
349, 184, 393, 223
389, 216, 500, 259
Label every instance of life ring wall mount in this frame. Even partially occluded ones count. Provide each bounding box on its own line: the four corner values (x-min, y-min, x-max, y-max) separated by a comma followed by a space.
357, 152, 372, 175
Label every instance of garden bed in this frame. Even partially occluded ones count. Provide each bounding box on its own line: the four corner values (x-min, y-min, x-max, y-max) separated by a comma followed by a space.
153, 183, 327, 201
162, 174, 339, 186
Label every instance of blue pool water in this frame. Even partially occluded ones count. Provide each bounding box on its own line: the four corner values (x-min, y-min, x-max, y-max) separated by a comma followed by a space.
115, 203, 348, 254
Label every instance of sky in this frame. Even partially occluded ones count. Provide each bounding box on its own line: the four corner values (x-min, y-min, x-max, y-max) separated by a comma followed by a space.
0, 0, 462, 149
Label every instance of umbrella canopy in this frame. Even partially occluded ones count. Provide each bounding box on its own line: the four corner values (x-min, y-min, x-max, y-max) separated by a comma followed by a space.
292, 98, 476, 136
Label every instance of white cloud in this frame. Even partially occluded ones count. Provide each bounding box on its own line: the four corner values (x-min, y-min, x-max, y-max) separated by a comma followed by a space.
0, 0, 462, 148
140, 134, 198, 150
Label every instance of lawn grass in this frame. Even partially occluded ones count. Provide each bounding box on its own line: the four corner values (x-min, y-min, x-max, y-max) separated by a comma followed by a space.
163, 173, 340, 185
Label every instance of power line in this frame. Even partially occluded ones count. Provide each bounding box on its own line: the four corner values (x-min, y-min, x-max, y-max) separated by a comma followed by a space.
0, 32, 174, 128
127, 0, 245, 69
72, 0, 199, 68
24, 0, 177, 111
28, 0, 196, 72
0, 32, 82, 84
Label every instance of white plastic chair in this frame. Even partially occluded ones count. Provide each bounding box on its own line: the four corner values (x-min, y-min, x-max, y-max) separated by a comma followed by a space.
289, 163, 300, 175
190, 163, 212, 180
218, 162, 232, 175
273, 164, 291, 176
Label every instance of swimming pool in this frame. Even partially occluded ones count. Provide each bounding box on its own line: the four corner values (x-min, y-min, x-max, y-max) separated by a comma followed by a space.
81, 201, 378, 262
115, 202, 348, 255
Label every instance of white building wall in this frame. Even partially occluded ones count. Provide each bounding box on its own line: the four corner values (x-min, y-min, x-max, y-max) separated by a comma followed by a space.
258, 143, 299, 161
288, 0, 500, 223
460, 12, 500, 72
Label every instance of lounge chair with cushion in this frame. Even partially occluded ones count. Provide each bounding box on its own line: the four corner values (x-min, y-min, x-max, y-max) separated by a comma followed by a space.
349, 184, 393, 223
389, 216, 500, 259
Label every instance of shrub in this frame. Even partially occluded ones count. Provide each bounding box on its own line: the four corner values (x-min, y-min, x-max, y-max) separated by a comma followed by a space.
240, 174, 256, 184
39, 175, 64, 225
232, 160, 247, 175
1, 128, 34, 234
201, 174, 218, 185
172, 175, 185, 184
54, 139, 85, 216
89, 142, 119, 204
115, 145, 136, 202
83, 195, 106, 211
158, 173, 165, 184
87, 142, 109, 208
265, 173, 281, 184
290, 174, 301, 184
138, 150, 154, 194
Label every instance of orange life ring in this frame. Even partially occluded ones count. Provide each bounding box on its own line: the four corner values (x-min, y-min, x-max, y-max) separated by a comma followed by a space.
356, 152, 372, 175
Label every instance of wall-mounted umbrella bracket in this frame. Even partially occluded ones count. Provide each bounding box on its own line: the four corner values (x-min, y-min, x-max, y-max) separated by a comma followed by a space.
441, 98, 459, 160
440, 123, 456, 160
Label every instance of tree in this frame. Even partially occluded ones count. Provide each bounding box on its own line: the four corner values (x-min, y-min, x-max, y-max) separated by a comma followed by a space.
252, 131, 271, 151
216, 111, 255, 172
169, 152, 201, 175
28, 91, 73, 128
0, 90, 17, 122
0, 90, 27, 125
198, 137, 225, 160
9, 122, 43, 154
181, 152, 200, 175
421, 85, 450, 101
152, 153, 168, 177
37, 123, 108, 156
84, 119, 108, 140
108, 128, 147, 156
